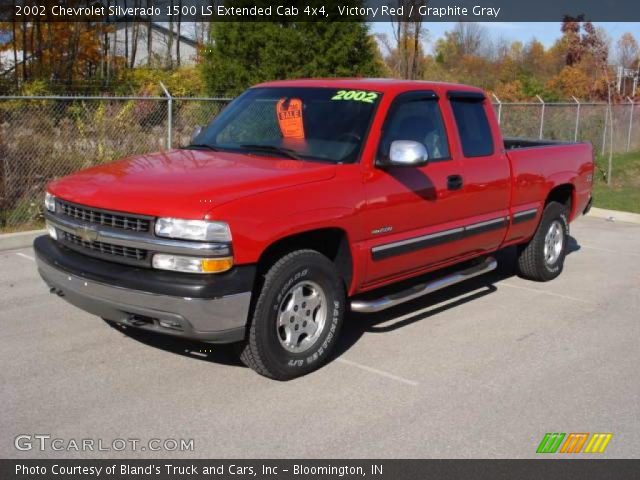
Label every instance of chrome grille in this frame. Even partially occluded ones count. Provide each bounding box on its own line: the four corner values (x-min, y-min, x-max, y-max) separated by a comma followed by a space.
58, 201, 151, 232
60, 230, 148, 262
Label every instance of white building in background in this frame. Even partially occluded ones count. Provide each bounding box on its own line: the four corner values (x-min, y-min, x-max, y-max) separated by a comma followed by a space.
0, 49, 23, 76
0, 30, 23, 77
108, 22, 199, 67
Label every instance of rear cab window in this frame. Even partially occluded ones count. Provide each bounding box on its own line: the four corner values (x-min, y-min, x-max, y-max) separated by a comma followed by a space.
448, 92, 494, 158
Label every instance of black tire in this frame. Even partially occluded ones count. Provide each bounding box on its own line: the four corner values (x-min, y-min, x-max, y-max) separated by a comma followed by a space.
516, 201, 569, 281
239, 250, 345, 380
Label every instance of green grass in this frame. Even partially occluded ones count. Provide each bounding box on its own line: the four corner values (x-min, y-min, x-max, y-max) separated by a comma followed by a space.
593, 151, 640, 214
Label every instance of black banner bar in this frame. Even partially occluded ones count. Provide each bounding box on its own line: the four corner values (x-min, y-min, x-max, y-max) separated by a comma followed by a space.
1, 0, 640, 22
2, 459, 640, 480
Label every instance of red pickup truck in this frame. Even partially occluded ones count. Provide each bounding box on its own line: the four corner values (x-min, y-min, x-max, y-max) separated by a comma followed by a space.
35, 79, 593, 379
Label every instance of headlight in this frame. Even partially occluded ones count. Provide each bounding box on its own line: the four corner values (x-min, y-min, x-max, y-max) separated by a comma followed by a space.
155, 218, 231, 242
44, 192, 56, 212
152, 254, 233, 274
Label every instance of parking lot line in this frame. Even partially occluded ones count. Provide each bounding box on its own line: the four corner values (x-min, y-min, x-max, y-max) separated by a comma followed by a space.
336, 357, 419, 387
580, 244, 640, 258
14, 252, 35, 261
497, 281, 596, 305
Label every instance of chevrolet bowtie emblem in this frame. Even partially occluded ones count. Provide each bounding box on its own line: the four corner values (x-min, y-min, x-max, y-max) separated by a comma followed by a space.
77, 225, 98, 242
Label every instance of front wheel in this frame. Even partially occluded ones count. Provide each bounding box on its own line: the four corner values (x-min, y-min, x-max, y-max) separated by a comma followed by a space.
239, 250, 345, 380
516, 201, 569, 282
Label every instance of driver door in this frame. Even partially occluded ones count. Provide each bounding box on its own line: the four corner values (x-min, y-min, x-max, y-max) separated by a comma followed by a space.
361, 91, 468, 286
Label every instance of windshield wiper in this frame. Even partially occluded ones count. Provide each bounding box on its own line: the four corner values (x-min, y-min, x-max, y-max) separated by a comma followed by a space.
182, 143, 220, 151
239, 144, 303, 160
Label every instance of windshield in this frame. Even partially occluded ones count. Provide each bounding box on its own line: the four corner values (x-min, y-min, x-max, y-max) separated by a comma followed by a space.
191, 87, 381, 163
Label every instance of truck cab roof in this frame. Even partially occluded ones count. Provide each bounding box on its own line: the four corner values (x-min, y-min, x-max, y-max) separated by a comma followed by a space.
254, 78, 486, 96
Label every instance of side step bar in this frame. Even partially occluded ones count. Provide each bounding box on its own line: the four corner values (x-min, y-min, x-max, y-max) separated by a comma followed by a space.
350, 257, 497, 313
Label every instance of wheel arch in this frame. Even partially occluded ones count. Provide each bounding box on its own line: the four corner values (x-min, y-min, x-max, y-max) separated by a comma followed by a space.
545, 183, 576, 219
255, 227, 354, 293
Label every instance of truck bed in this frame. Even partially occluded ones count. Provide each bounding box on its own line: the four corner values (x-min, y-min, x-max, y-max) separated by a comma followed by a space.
504, 137, 580, 150
504, 140, 593, 222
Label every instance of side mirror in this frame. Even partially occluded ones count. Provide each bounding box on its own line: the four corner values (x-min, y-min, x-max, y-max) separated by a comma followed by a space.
191, 125, 203, 143
387, 140, 429, 167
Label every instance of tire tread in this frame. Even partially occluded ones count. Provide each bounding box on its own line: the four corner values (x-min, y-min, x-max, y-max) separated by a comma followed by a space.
516, 201, 568, 281
239, 249, 337, 379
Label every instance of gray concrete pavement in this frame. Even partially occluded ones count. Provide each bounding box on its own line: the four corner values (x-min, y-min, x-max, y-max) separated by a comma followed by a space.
1, 216, 638, 459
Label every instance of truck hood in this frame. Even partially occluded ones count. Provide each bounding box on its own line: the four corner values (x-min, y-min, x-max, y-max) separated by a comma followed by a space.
48, 149, 337, 218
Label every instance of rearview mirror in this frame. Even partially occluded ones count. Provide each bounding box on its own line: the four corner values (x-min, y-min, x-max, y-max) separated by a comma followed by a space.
191, 125, 203, 143
387, 140, 429, 167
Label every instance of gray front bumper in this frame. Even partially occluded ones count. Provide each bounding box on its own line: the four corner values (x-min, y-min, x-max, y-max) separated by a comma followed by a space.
37, 256, 250, 343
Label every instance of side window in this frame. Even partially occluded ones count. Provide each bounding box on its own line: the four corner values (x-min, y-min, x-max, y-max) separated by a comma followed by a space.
379, 97, 450, 162
450, 99, 494, 157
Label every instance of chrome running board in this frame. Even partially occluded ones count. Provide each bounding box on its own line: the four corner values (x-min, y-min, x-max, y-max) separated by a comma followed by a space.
350, 257, 497, 313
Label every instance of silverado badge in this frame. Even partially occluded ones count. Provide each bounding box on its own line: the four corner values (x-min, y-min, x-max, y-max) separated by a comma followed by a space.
371, 226, 393, 235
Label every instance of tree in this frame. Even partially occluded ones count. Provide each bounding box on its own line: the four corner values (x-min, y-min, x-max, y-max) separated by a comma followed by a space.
433, 22, 488, 68
1, 20, 110, 86
492, 41, 522, 84
452, 22, 488, 57
523, 40, 546, 73
582, 23, 609, 67
202, 21, 382, 96
616, 33, 639, 69
385, 0, 428, 79
557, 16, 609, 68
146, 0, 153, 66
377, 30, 427, 80
493, 80, 525, 102
166, 0, 174, 69
175, 0, 182, 67
560, 15, 584, 66
546, 65, 591, 99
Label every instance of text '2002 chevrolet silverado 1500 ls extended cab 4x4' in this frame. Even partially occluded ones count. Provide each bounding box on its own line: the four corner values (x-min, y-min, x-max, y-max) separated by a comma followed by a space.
35, 79, 594, 380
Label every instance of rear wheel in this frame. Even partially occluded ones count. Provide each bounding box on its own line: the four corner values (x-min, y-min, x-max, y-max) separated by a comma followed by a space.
516, 201, 569, 282
239, 250, 345, 380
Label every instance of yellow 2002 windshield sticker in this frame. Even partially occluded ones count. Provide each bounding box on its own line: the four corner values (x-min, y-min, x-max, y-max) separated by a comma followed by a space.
331, 90, 378, 103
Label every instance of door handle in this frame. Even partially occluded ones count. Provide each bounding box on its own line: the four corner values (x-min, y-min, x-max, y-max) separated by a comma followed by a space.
447, 175, 463, 190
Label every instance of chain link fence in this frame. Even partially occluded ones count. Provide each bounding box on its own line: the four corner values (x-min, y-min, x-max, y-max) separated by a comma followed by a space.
493, 100, 639, 155
1, 93, 638, 232
0, 94, 230, 231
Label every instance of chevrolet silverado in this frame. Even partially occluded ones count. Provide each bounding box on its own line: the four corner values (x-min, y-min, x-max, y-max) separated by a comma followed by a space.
35, 79, 594, 379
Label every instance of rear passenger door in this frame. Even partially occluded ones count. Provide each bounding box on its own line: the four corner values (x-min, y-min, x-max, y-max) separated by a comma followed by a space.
445, 91, 511, 256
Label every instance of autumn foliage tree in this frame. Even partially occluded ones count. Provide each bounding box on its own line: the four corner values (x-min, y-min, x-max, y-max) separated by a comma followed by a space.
1, 16, 638, 102
0, 16, 113, 89
0, 0, 199, 93
379, 20, 634, 102
616, 33, 639, 69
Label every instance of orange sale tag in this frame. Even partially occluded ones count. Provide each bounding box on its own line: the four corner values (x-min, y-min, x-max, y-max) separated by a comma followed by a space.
276, 98, 305, 139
